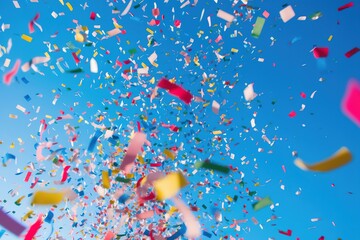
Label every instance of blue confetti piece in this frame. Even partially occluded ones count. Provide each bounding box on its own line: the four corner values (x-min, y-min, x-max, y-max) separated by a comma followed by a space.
167, 224, 187, 240
87, 130, 102, 152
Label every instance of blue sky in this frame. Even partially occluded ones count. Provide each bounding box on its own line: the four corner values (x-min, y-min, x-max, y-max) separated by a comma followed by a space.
0, 0, 359, 239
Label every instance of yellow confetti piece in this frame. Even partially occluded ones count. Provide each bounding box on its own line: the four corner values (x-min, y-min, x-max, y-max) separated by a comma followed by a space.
138, 155, 145, 164
10, 143, 15, 149
150, 77, 155, 84
22, 210, 34, 221
167, 206, 178, 217
163, 149, 176, 160
231, 48, 239, 53
9, 114, 18, 119
141, 62, 148, 68
50, 65, 55, 70
59, 0, 64, 5
153, 172, 188, 201
212, 130, 222, 135
15, 196, 25, 205
203, 102, 210, 107
126, 173, 134, 179
328, 35, 333, 42
226, 195, 233, 202
102, 171, 110, 189
146, 28, 154, 35
76, 49, 81, 55
75, 32, 85, 42
294, 147, 352, 172
44, 52, 50, 58
32, 191, 64, 205
21, 34, 32, 42
66, 2, 73, 11
93, 51, 98, 58
45, 115, 52, 119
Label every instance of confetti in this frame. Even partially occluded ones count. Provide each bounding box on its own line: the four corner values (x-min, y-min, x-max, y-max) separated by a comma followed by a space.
294, 147, 352, 172
0, 208, 26, 236
342, 79, 360, 125
280, 5, 295, 23
153, 172, 188, 200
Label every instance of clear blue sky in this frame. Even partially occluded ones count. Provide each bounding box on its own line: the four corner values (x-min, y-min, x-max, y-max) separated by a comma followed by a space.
0, 0, 359, 239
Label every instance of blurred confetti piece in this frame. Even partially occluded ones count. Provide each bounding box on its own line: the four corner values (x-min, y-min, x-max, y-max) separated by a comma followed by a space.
153, 172, 188, 200
251, 17, 265, 38
121, 0, 133, 16
119, 132, 148, 174
195, 160, 230, 174
102, 170, 110, 189
288, 110, 296, 118
21, 34, 32, 42
104, 231, 115, 240
338, 2, 354, 11
345, 47, 360, 58
90, 57, 98, 73
32, 191, 64, 205
294, 147, 352, 172
279, 5, 295, 23
24, 214, 43, 240
252, 196, 273, 211
313, 47, 329, 58
212, 100, 220, 114
13, 1, 20, 8
217, 9, 235, 22
0, 208, 26, 236
157, 78, 193, 104
172, 197, 202, 239
243, 83, 257, 101
66, 2, 73, 11
3, 59, 21, 85
342, 79, 360, 126
136, 210, 154, 219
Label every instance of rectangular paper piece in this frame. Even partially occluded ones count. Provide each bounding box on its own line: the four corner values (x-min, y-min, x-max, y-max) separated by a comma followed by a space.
153, 172, 188, 200
294, 147, 352, 172
252, 196, 273, 211
251, 17, 265, 38
279, 5, 295, 23
217, 9, 235, 22
0, 208, 26, 236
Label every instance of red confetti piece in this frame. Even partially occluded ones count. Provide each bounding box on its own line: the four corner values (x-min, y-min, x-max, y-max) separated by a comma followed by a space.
3, 59, 21, 85
313, 47, 329, 58
149, 19, 160, 26
342, 79, 360, 126
28, 13, 40, 33
345, 47, 360, 58
318, 236, 325, 240
137, 121, 141, 132
72, 52, 80, 63
300, 92, 306, 98
174, 19, 181, 28
288, 111, 296, 118
24, 214, 43, 240
24, 171, 32, 182
90, 11, 96, 20
60, 165, 71, 183
157, 78, 193, 104
152, 8, 160, 18
338, 2, 354, 11
279, 229, 292, 236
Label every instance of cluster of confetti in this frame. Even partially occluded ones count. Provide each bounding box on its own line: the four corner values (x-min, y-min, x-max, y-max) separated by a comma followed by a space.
0, 0, 359, 239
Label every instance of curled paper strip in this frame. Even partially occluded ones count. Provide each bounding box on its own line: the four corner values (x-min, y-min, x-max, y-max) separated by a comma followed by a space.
294, 147, 352, 172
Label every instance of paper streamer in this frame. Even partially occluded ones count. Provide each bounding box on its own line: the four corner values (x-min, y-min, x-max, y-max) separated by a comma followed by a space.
157, 78, 193, 104
119, 132, 148, 174
121, 0, 133, 16
172, 197, 202, 239
24, 214, 43, 240
153, 172, 188, 201
294, 147, 352, 172
0, 208, 26, 236
3, 59, 21, 85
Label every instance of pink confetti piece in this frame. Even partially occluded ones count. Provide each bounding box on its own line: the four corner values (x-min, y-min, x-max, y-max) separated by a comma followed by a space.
119, 132, 149, 174
28, 13, 40, 33
24, 214, 43, 240
104, 231, 115, 240
300, 92, 306, 98
342, 79, 360, 126
90, 12, 96, 20
136, 210, 154, 219
288, 111, 296, 118
72, 52, 80, 64
3, 59, 21, 85
24, 171, 32, 182
338, 2, 354, 11
157, 78, 193, 104
174, 19, 181, 28
60, 165, 70, 183
313, 47, 329, 58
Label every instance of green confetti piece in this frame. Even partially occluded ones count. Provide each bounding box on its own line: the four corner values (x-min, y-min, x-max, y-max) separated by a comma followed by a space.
195, 161, 230, 174
115, 177, 131, 183
251, 17, 265, 38
128, 48, 137, 55
252, 196, 273, 211
66, 68, 84, 73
